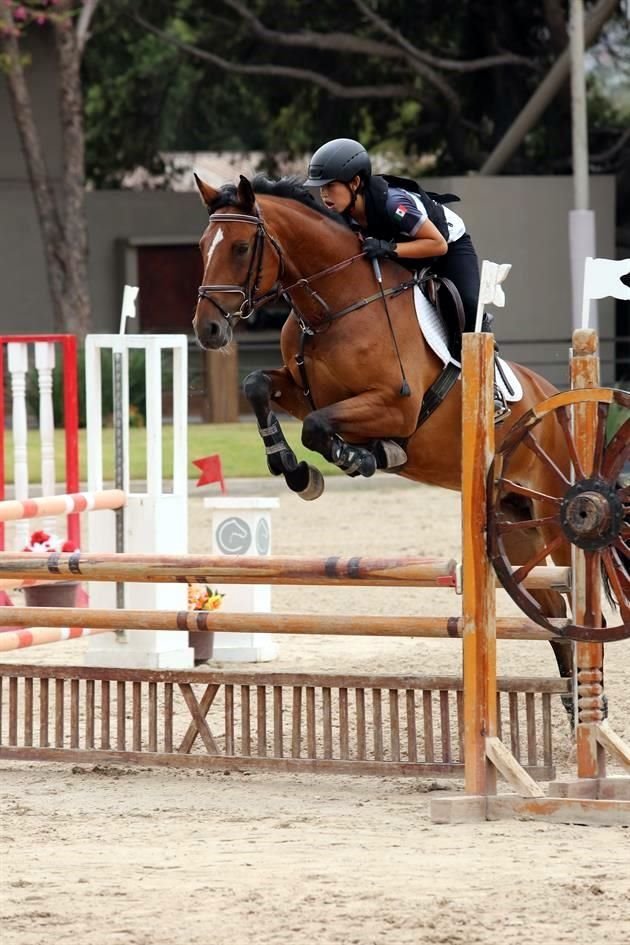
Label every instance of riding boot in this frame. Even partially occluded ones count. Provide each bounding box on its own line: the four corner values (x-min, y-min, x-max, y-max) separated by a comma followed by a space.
481, 313, 511, 425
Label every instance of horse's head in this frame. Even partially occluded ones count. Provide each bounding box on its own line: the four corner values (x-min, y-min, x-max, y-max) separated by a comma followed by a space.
193, 174, 283, 350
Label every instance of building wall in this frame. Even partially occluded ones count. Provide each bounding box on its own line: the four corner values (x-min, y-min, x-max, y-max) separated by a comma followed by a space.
0, 176, 617, 385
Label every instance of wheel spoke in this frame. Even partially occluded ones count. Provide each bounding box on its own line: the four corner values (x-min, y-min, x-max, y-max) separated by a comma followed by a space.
591, 401, 610, 478
610, 546, 630, 591
614, 537, 630, 567
497, 515, 560, 535
602, 417, 630, 481
602, 549, 630, 614
555, 405, 587, 480
511, 533, 565, 585
522, 431, 571, 488
494, 477, 562, 506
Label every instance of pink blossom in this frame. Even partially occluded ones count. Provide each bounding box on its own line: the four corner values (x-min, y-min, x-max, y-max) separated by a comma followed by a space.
13, 6, 28, 20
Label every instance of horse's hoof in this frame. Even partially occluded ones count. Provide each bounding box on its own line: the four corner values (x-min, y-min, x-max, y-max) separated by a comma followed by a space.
286, 462, 325, 500
299, 466, 325, 501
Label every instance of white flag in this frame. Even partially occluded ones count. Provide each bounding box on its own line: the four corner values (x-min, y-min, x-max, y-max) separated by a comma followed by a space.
119, 284, 139, 334
581, 257, 630, 329
474, 260, 512, 332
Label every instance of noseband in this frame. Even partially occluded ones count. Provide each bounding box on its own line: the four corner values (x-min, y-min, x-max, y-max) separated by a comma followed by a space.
197, 210, 285, 321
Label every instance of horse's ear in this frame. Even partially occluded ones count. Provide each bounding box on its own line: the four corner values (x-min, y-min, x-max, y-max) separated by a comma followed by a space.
194, 173, 218, 209
237, 175, 256, 212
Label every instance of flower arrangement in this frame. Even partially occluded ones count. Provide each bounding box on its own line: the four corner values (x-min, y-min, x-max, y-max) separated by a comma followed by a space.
188, 584, 225, 612
22, 529, 79, 553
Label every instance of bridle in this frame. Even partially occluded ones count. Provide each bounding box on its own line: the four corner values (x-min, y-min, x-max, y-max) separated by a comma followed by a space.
195, 203, 417, 334
197, 210, 285, 321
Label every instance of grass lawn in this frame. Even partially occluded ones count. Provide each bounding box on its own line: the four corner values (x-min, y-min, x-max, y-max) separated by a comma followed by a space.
3, 402, 627, 485
2, 422, 341, 484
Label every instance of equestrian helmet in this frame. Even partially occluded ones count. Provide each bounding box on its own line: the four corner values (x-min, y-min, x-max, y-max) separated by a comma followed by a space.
304, 138, 371, 187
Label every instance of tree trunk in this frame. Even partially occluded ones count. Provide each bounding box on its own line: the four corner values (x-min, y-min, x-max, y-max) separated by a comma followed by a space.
54, 5, 91, 336
1, 9, 92, 336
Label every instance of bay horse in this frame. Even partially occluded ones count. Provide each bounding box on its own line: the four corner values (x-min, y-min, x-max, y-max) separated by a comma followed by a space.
192, 173, 575, 691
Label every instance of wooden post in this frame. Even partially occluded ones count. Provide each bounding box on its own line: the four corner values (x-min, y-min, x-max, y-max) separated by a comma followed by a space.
205, 344, 239, 422
461, 333, 497, 799
570, 328, 607, 780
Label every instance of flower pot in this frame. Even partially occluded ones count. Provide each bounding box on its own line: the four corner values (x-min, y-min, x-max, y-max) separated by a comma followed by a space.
190, 630, 215, 664
23, 582, 79, 608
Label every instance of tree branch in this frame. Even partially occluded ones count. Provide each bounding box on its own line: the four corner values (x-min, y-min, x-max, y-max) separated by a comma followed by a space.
76, 0, 102, 57
221, 0, 404, 59
134, 14, 414, 99
355, 0, 534, 72
225, 0, 534, 73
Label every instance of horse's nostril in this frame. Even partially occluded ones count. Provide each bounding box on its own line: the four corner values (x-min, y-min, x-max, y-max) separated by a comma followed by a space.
208, 322, 220, 336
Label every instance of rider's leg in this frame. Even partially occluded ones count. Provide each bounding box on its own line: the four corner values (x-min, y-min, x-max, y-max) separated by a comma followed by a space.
433, 235, 510, 423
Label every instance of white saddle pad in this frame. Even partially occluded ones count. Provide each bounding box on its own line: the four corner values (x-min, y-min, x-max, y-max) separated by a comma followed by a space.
413, 285, 523, 403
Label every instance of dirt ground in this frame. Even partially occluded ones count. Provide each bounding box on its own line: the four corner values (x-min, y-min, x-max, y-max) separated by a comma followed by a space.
1, 477, 629, 945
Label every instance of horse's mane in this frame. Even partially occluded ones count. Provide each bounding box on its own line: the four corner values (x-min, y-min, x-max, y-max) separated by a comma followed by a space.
209, 175, 347, 227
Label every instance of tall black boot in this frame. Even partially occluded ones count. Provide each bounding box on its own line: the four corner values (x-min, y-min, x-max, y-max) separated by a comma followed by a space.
481, 313, 511, 424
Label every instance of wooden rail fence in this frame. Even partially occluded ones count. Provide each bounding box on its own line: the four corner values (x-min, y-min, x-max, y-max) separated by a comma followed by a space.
0, 665, 569, 779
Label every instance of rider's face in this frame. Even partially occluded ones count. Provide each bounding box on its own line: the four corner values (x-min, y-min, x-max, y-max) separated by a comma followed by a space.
319, 180, 353, 214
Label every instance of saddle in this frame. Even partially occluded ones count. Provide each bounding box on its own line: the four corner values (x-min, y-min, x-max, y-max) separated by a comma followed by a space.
418, 266, 465, 363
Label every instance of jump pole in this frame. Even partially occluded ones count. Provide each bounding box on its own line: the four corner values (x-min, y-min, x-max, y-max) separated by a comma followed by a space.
0, 607, 562, 650
0, 490, 125, 524
0, 553, 570, 591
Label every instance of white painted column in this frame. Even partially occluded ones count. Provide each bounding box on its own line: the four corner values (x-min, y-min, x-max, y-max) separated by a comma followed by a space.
203, 497, 279, 662
7, 343, 29, 549
84, 335, 193, 669
34, 342, 57, 536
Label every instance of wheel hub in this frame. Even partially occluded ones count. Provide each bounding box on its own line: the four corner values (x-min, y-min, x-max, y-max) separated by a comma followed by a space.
559, 477, 624, 550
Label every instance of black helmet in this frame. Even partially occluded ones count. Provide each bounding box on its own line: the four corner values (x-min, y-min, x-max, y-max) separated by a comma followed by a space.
304, 138, 371, 187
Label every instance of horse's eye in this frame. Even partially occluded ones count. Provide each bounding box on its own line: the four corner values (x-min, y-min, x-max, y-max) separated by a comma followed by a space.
234, 242, 250, 257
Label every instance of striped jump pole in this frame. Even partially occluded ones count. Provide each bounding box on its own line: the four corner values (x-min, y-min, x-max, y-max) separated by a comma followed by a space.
0, 626, 112, 652
0, 552, 572, 592
0, 490, 126, 524
0, 605, 563, 649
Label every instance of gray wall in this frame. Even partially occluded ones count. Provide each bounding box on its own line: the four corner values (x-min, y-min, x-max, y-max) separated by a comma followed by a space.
0, 176, 616, 385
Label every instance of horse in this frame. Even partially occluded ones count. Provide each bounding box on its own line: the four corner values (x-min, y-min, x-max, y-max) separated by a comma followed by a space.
191, 172, 576, 693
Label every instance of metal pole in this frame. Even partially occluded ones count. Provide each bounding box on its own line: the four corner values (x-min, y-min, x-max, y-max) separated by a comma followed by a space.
569, 0, 598, 332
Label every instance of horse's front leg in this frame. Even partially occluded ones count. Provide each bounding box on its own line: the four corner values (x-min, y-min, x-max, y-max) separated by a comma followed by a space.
302, 392, 411, 478
243, 368, 325, 500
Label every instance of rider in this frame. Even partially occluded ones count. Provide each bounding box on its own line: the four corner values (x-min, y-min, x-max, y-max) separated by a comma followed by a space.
303, 137, 510, 422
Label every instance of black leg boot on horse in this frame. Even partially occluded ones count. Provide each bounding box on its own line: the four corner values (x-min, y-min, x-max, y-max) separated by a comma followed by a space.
243, 371, 324, 500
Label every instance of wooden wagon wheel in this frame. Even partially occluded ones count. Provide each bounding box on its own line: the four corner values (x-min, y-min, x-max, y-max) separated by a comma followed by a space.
488, 388, 630, 643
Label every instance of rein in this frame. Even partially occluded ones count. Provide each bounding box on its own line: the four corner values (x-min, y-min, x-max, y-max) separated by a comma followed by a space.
197, 207, 416, 332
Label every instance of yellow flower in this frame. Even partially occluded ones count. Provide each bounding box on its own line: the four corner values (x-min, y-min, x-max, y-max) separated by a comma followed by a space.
188, 584, 224, 611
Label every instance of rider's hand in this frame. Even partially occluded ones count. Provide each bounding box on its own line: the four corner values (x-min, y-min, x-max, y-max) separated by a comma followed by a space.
362, 237, 398, 260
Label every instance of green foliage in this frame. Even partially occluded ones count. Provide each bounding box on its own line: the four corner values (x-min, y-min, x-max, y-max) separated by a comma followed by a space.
81, 1, 630, 187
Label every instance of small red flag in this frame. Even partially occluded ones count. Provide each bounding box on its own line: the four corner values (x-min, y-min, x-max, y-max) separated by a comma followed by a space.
193, 454, 226, 493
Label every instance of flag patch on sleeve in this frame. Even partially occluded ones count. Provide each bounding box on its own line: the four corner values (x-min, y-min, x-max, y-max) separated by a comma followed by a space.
394, 206, 407, 219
